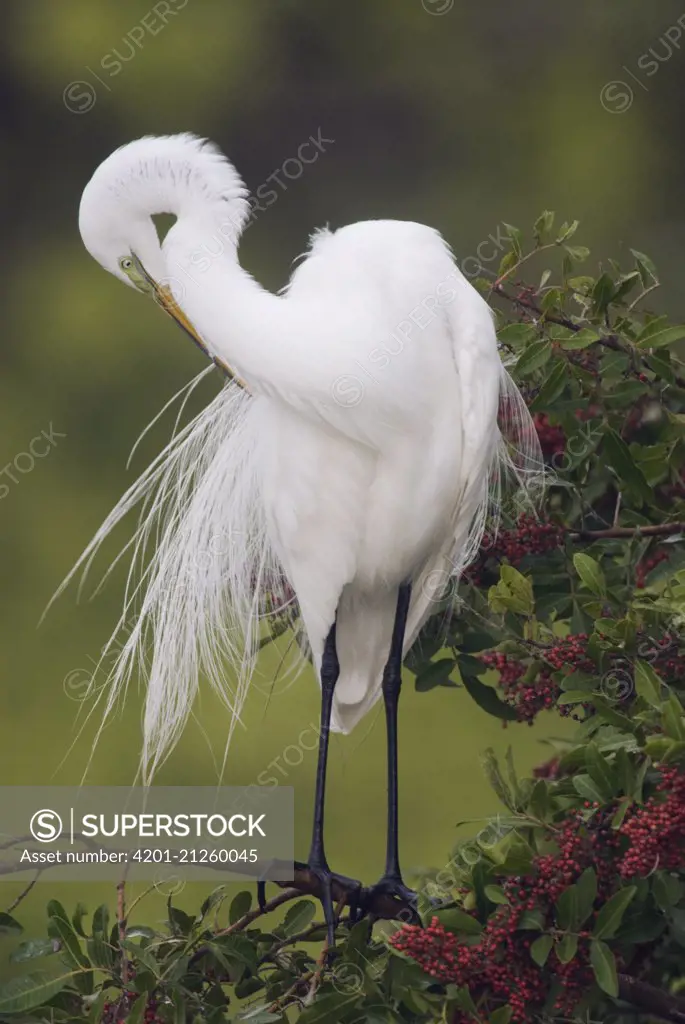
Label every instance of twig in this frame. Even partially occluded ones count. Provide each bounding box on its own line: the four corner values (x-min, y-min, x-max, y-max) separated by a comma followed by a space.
5, 874, 39, 914
117, 880, 127, 985
304, 938, 330, 1006
259, 920, 326, 964
628, 281, 660, 313
268, 969, 315, 1014
215, 887, 301, 935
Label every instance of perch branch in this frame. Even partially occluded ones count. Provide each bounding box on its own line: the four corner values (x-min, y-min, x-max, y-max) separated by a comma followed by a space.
618, 973, 685, 1024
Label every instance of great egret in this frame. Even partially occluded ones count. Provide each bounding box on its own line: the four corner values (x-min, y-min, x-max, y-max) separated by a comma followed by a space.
72, 134, 541, 939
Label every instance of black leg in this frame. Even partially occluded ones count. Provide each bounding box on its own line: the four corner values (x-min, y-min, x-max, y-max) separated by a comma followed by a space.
307, 620, 361, 945
362, 583, 419, 919
308, 620, 338, 872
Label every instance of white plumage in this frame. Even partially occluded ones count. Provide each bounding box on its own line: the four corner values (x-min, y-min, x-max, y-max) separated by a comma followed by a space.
69, 134, 541, 782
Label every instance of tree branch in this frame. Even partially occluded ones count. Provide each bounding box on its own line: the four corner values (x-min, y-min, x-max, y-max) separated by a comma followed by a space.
568, 522, 685, 541
492, 283, 685, 389
619, 973, 685, 1024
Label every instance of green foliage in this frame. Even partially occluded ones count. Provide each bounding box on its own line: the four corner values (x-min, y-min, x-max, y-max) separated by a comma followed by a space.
3, 217, 685, 1021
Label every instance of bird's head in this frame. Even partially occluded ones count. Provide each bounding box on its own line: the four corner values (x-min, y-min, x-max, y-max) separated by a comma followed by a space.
79, 163, 166, 293
78, 134, 249, 349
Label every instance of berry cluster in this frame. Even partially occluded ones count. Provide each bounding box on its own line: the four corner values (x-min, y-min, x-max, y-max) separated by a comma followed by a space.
481, 634, 593, 724
467, 514, 564, 585
103, 993, 162, 1024
533, 413, 566, 459
619, 765, 685, 878
392, 808, 623, 1022
635, 548, 668, 589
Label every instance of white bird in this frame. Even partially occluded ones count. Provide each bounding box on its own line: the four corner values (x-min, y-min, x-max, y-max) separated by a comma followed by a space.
72, 133, 541, 935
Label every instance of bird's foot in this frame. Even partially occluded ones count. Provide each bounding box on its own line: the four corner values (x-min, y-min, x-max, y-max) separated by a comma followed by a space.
257, 862, 362, 937
360, 874, 421, 924
306, 857, 363, 946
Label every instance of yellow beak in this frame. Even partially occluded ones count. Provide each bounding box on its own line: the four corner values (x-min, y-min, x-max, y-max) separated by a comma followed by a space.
130, 254, 247, 391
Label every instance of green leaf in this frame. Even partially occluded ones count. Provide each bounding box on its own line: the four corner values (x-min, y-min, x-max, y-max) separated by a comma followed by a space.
0, 913, 22, 936
518, 908, 545, 931
612, 796, 633, 830
71, 902, 89, 938
167, 902, 195, 936
591, 695, 639, 733
91, 904, 110, 941
449, 985, 480, 1019
662, 692, 685, 740
576, 868, 598, 926
497, 322, 538, 344
563, 245, 590, 263
556, 933, 579, 964
502, 223, 523, 258
484, 884, 510, 905
602, 427, 653, 504
637, 325, 685, 350
652, 872, 684, 912
435, 906, 482, 936
556, 219, 580, 243
0, 971, 72, 1014
634, 660, 662, 708
490, 1007, 513, 1024
529, 360, 567, 412
229, 890, 252, 925
530, 934, 553, 967
87, 989, 109, 1024
47, 905, 91, 983
591, 273, 615, 315
282, 900, 316, 936
415, 657, 456, 692
86, 935, 114, 970
200, 886, 226, 919
125, 926, 157, 940
590, 939, 618, 996
539, 268, 552, 291
122, 940, 160, 979
573, 553, 606, 596
631, 249, 658, 283
487, 830, 534, 874
593, 886, 637, 939
586, 743, 617, 800
572, 774, 605, 805
498, 251, 519, 278
489, 565, 534, 616
556, 885, 579, 931
534, 210, 555, 242
613, 271, 642, 302
124, 994, 147, 1024
558, 327, 600, 350
170, 990, 186, 1024
461, 674, 519, 721
481, 747, 515, 811
515, 340, 553, 377
10, 938, 61, 963
557, 690, 591, 706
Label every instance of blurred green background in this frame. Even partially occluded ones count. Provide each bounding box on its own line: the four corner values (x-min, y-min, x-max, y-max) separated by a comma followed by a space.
2, 0, 685, 970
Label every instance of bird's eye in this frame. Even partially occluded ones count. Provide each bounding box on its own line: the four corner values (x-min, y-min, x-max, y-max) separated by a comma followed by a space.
118, 254, 153, 295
